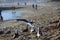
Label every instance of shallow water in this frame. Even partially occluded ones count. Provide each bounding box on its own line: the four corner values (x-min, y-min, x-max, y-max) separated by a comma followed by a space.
1, 10, 22, 20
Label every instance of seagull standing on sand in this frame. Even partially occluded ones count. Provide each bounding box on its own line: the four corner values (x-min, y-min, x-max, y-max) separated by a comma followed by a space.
13, 29, 20, 39
0, 27, 5, 34
37, 27, 40, 37
27, 22, 35, 33
37, 27, 43, 37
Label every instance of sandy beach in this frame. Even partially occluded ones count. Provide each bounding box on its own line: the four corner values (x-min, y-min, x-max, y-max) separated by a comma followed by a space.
0, 2, 60, 40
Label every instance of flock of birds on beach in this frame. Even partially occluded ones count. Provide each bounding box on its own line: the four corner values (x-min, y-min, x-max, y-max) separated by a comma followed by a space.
0, 18, 60, 39
0, 19, 43, 39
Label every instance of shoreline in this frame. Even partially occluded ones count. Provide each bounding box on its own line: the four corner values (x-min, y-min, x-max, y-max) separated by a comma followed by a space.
0, 2, 60, 40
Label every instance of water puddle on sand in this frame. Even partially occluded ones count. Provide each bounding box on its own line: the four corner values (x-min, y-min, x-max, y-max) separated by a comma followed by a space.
1, 10, 22, 20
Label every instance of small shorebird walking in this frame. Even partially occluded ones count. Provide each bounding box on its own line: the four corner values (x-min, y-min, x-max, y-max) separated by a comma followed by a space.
6, 27, 11, 34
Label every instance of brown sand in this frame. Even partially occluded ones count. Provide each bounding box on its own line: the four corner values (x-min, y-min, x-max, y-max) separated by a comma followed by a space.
0, 2, 60, 40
